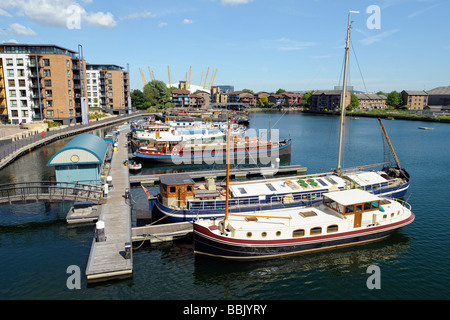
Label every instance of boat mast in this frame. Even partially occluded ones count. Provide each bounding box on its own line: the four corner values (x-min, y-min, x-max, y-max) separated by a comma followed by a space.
224, 113, 231, 221
377, 118, 402, 169
337, 10, 359, 175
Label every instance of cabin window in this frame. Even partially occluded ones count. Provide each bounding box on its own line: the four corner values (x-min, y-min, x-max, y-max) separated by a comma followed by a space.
246, 232, 252, 238
261, 232, 267, 238
345, 205, 355, 214
169, 186, 176, 193
355, 204, 362, 212
238, 187, 247, 194
311, 227, 322, 235
364, 202, 372, 211
187, 185, 192, 192
391, 213, 395, 218
276, 231, 281, 237
327, 225, 339, 233
383, 214, 387, 220
293, 229, 305, 237
162, 185, 167, 194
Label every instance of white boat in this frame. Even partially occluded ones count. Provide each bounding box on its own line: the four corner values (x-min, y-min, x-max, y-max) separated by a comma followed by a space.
193, 189, 414, 259
128, 161, 142, 171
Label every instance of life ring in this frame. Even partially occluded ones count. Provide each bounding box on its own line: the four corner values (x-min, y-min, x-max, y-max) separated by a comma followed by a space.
172, 146, 180, 154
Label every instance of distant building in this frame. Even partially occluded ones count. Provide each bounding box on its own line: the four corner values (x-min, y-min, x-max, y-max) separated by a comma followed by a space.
171, 89, 190, 108
355, 93, 387, 109
227, 91, 255, 106
86, 64, 130, 115
310, 90, 351, 111
426, 86, 450, 108
401, 90, 428, 110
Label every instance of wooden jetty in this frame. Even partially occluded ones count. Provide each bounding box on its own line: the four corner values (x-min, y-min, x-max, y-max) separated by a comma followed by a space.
85, 129, 133, 283
130, 164, 307, 185
132, 222, 193, 244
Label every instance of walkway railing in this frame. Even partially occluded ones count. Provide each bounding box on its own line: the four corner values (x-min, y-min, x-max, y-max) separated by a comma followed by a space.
0, 181, 104, 204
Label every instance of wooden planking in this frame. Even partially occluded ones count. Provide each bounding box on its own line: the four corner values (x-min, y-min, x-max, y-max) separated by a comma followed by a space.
85, 130, 133, 283
132, 221, 193, 243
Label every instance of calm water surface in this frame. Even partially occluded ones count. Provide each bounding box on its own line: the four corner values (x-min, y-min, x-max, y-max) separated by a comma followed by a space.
1, 112, 449, 300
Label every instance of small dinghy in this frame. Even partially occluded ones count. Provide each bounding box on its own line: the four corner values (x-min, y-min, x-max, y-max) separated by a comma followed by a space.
128, 161, 142, 171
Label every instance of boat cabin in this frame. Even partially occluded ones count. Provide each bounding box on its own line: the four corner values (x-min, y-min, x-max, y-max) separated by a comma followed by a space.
159, 174, 195, 208
322, 189, 384, 228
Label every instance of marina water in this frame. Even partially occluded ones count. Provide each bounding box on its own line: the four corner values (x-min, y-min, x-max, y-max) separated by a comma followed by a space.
1, 111, 449, 299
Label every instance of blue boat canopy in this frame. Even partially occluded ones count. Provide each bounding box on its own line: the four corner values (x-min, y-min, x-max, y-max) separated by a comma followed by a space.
47, 134, 108, 166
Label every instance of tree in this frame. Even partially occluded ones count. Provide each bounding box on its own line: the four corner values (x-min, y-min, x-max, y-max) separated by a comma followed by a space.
258, 96, 269, 107
243, 89, 254, 94
275, 88, 286, 94
349, 93, 359, 110
143, 80, 170, 107
131, 89, 146, 109
302, 90, 314, 106
386, 91, 403, 109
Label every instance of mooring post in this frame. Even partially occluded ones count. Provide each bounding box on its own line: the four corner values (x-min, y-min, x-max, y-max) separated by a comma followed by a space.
96, 221, 106, 242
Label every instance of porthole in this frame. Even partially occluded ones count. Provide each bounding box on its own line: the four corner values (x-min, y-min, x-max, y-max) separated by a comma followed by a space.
310, 227, 322, 235
261, 232, 267, 238
276, 231, 281, 237
246, 232, 252, 238
383, 214, 387, 220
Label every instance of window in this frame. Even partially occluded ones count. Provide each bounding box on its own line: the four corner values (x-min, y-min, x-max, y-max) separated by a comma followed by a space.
19, 90, 26, 97
364, 202, 372, 211
345, 205, 355, 214
68, 90, 72, 97
246, 232, 252, 238
17, 69, 25, 77
7, 69, 14, 77
300, 211, 317, 218
67, 70, 71, 77
69, 100, 73, 107
69, 109, 73, 116
20, 100, 27, 107
355, 204, 362, 212
10, 100, 17, 107
11, 110, 18, 117
18, 80, 25, 87
187, 185, 192, 192
46, 110, 54, 117
169, 186, 176, 193
46, 100, 53, 107
43, 59, 50, 66
21, 110, 28, 117
293, 229, 305, 237
6, 58, 13, 66
66, 60, 70, 68
44, 79, 52, 87
107, 73, 112, 78
9, 90, 16, 97
238, 187, 247, 194
68, 80, 71, 87
327, 225, 339, 233
43, 69, 51, 77
261, 232, 267, 238
310, 227, 322, 235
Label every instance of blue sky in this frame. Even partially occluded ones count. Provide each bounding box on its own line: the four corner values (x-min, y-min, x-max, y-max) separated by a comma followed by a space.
1, 0, 449, 93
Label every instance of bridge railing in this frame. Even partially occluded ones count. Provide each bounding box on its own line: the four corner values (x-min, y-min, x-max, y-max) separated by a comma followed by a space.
0, 181, 104, 204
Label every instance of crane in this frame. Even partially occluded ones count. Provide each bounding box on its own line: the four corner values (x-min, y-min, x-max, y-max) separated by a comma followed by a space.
203, 67, 209, 88
148, 66, 155, 81
139, 67, 146, 86
188, 65, 192, 90
199, 72, 203, 87
167, 65, 171, 88
209, 69, 217, 89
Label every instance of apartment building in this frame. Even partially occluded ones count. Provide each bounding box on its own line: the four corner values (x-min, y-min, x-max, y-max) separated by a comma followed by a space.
401, 90, 428, 110
355, 93, 387, 109
0, 44, 88, 125
85, 64, 130, 115
310, 90, 351, 111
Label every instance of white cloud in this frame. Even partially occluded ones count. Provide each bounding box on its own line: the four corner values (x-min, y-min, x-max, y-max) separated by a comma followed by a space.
2, 39, 18, 44
355, 28, 399, 46
9, 23, 37, 35
158, 22, 168, 28
0, 0, 117, 28
85, 11, 117, 27
119, 11, 156, 21
221, 0, 253, 5
0, 8, 12, 17
183, 18, 194, 24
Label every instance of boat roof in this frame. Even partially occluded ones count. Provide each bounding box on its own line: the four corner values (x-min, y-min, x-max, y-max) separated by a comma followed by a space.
323, 189, 379, 205
346, 171, 388, 186
229, 175, 347, 197
159, 173, 195, 185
